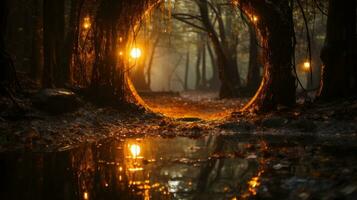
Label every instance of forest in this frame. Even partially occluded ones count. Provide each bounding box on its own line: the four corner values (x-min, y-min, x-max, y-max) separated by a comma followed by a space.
1, 0, 357, 199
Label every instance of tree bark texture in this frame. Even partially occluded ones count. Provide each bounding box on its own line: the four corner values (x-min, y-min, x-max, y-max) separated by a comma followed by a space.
184, 51, 190, 90
30, 0, 42, 81
318, 0, 357, 99
246, 26, 261, 92
42, 0, 65, 88
239, 0, 296, 111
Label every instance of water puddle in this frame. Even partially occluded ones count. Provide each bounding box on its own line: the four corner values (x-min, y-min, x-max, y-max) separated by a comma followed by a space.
1, 135, 357, 199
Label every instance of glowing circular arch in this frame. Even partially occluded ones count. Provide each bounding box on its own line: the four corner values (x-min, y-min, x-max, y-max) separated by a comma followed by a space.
118, 0, 295, 114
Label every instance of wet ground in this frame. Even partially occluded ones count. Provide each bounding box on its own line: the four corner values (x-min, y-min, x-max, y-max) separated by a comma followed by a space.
1, 135, 357, 200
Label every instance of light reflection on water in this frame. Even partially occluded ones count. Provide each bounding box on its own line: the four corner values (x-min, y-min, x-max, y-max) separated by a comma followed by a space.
1, 135, 357, 199
120, 137, 264, 200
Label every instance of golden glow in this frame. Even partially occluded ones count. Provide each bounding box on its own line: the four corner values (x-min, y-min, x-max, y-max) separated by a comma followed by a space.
249, 177, 259, 188
128, 167, 144, 172
247, 170, 264, 196
303, 61, 311, 71
83, 192, 89, 200
144, 189, 150, 200
152, 183, 160, 188
130, 48, 142, 59
83, 17, 91, 30
253, 16, 258, 22
119, 51, 123, 56
130, 144, 141, 158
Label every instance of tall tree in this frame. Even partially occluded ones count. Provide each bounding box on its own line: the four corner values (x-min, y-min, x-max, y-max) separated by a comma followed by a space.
146, 35, 160, 90
246, 26, 261, 92
0, 0, 8, 60
173, 0, 241, 97
195, 36, 203, 89
201, 41, 207, 89
30, 0, 42, 81
318, 0, 357, 99
197, 0, 241, 98
42, 0, 65, 88
0, 0, 20, 103
207, 41, 220, 90
184, 51, 190, 90
0, 0, 9, 85
241, 0, 296, 111
62, 0, 84, 86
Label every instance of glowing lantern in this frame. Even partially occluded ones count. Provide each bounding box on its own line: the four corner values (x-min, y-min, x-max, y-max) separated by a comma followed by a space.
130, 144, 141, 158
83, 17, 91, 30
130, 48, 142, 59
303, 61, 311, 71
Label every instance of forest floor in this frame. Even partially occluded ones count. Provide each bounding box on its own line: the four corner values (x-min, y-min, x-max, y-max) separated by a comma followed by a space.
2, 90, 357, 199
1, 90, 357, 152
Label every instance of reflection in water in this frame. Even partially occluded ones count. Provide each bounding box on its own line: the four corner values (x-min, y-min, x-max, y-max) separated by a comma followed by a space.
1, 135, 357, 199
246, 170, 263, 196
83, 192, 89, 200
130, 144, 141, 158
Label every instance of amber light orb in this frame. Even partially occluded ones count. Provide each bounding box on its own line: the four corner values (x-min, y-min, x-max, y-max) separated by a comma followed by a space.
303, 61, 311, 71
130, 144, 141, 158
130, 48, 142, 59
83, 17, 91, 30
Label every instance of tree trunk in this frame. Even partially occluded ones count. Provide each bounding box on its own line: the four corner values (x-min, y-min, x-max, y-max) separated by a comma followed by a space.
201, 41, 207, 89
42, 0, 55, 88
318, 0, 357, 99
62, 0, 83, 86
246, 26, 261, 92
22, 1, 33, 73
195, 37, 202, 90
42, 0, 64, 88
184, 51, 190, 90
198, 0, 241, 98
30, 0, 42, 81
54, 0, 65, 86
0, 0, 8, 56
0, 0, 8, 80
305, 38, 321, 90
242, 0, 296, 111
0, 0, 20, 96
207, 41, 220, 90
146, 35, 160, 90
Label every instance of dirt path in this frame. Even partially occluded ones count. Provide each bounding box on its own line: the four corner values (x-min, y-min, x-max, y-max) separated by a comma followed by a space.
141, 91, 248, 120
